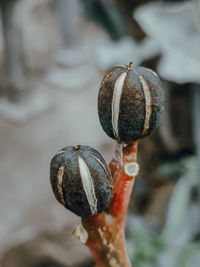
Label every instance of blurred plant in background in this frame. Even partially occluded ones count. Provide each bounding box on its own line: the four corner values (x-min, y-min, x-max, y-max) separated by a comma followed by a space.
127, 156, 200, 267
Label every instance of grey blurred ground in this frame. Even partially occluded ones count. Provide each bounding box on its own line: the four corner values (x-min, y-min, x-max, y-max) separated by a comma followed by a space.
0, 4, 114, 265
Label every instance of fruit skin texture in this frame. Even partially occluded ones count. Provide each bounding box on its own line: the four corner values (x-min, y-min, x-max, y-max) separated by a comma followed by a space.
98, 64, 164, 143
50, 145, 112, 217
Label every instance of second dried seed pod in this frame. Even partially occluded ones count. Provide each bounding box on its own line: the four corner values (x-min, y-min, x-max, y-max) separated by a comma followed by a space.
50, 145, 112, 217
98, 63, 164, 143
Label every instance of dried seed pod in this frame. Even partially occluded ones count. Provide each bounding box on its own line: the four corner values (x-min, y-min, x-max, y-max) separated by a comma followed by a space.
98, 62, 164, 143
50, 145, 112, 217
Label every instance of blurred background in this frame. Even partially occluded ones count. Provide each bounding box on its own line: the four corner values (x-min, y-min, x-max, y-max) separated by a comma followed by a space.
0, 0, 200, 266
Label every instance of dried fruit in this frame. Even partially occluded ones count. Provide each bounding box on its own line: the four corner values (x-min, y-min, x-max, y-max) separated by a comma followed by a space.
50, 145, 112, 217
98, 62, 164, 143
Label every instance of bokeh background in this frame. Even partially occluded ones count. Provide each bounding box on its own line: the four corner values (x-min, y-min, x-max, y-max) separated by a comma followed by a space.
0, 0, 200, 266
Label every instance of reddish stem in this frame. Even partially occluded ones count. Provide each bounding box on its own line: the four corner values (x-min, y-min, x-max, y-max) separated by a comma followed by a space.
73, 142, 138, 267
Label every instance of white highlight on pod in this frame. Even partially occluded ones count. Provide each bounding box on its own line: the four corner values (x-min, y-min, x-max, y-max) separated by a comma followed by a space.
78, 156, 98, 215
124, 162, 140, 177
112, 71, 127, 139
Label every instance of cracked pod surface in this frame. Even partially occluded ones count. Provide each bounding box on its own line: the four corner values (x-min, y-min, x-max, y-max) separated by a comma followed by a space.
50, 145, 112, 217
98, 63, 164, 143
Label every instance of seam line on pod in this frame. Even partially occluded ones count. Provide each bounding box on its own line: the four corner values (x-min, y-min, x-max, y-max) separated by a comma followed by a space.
100, 69, 118, 88
55, 150, 66, 156
78, 156, 98, 215
90, 154, 110, 180
145, 68, 159, 78
56, 163, 66, 206
111, 71, 128, 140
100, 66, 126, 87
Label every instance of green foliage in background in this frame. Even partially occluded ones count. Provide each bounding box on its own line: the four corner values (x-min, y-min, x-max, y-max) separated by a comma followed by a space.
128, 156, 200, 267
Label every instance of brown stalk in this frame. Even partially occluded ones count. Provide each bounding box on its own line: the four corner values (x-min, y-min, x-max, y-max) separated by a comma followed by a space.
73, 142, 138, 267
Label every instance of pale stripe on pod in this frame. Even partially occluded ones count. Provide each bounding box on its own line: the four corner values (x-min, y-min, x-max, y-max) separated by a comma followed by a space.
56, 164, 66, 206
78, 156, 98, 215
111, 71, 128, 140
100, 65, 126, 87
131, 67, 152, 136
137, 75, 152, 136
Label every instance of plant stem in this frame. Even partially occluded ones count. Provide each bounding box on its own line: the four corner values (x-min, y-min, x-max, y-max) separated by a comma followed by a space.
73, 142, 138, 267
